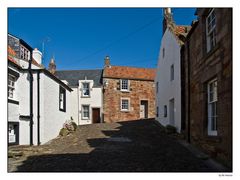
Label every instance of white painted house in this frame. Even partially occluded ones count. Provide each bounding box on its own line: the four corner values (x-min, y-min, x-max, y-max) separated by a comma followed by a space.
8, 34, 73, 145
155, 9, 190, 132
55, 70, 103, 125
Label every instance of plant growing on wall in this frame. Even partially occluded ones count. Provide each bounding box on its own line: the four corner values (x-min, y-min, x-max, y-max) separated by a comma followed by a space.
59, 117, 77, 136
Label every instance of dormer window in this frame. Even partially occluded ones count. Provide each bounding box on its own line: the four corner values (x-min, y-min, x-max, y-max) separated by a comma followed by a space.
20, 45, 30, 60
120, 79, 130, 91
82, 82, 90, 97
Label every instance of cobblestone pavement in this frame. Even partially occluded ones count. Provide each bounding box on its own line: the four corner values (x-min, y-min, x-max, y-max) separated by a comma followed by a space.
8, 120, 227, 172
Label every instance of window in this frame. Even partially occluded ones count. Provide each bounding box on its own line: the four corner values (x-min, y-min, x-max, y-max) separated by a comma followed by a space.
207, 79, 218, 136
206, 9, 216, 52
170, 64, 174, 81
82, 105, 90, 119
156, 82, 159, 93
120, 79, 130, 91
162, 48, 165, 58
59, 86, 66, 112
20, 45, 30, 60
164, 105, 167, 117
8, 74, 16, 99
82, 82, 90, 97
121, 98, 130, 111
156, 106, 159, 117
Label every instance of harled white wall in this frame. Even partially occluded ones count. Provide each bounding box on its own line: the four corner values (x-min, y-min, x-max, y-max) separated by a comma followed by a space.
155, 28, 182, 133
78, 80, 102, 125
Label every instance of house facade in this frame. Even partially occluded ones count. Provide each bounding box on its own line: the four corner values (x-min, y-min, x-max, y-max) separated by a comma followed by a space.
55, 69, 103, 125
102, 56, 156, 123
8, 34, 72, 145
181, 8, 232, 168
155, 8, 190, 132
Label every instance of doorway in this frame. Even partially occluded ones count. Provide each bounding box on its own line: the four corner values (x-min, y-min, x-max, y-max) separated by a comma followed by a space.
169, 98, 175, 126
8, 122, 19, 145
140, 100, 148, 119
92, 108, 101, 123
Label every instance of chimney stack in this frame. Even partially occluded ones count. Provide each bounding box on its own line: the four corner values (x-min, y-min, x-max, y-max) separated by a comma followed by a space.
104, 55, 111, 68
162, 8, 175, 36
32, 48, 42, 64
48, 57, 56, 74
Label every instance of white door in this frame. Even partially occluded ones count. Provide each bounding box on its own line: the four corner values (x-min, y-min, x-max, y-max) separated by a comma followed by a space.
9, 124, 16, 143
140, 104, 145, 119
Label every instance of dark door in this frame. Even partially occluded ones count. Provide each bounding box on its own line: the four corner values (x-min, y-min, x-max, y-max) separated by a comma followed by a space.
92, 108, 101, 123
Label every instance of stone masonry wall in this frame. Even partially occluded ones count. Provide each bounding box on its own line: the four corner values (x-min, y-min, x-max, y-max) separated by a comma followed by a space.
182, 8, 232, 168
103, 78, 155, 123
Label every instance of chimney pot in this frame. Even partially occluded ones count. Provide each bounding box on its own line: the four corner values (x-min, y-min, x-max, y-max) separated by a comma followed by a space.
104, 55, 110, 67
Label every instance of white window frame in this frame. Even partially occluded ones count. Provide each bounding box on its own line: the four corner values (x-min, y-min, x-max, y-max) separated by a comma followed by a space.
121, 98, 130, 111
82, 82, 90, 97
207, 78, 218, 136
120, 79, 130, 91
206, 8, 217, 52
59, 86, 66, 112
82, 105, 90, 120
8, 74, 16, 99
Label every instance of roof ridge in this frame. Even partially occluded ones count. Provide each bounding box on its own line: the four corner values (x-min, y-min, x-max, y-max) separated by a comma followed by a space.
110, 65, 156, 70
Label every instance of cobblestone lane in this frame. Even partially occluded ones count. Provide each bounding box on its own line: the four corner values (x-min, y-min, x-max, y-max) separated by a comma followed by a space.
8, 120, 228, 172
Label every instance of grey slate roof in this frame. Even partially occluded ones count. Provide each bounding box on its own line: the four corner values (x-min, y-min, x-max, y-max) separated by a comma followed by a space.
55, 69, 103, 88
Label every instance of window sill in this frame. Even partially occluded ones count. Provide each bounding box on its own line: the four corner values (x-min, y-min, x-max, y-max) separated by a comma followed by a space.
121, 109, 130, 112
8, 99, 19, 105
82, 118, 90, 120
205, 134, 221, 143
204, 43, 220, 61
59, 109, 66, 112
120, 90, 130, 93
81, 96, 91, 98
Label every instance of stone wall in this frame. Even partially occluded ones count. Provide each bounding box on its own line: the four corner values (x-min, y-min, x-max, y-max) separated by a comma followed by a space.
182, 8, 232, 168
103, 78, 155, 122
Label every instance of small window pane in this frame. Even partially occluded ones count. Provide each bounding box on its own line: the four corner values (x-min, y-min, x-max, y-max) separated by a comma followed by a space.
164, 105, 167, 117
82, 83, 90, 96
82, 105, 89, 119
121, 80, 129, 90
121, 99, 129, 110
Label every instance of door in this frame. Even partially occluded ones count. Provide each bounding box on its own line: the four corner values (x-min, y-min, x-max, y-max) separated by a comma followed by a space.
140, 100, 148, 119
8, 122, 19, 145
169, 98, 175, 126
92, 108, 101, 123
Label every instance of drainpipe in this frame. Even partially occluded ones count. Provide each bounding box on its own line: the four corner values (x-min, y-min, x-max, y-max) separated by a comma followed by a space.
187, 39, 191, 143
28, 51, 33, 146
37, 71, 40, 145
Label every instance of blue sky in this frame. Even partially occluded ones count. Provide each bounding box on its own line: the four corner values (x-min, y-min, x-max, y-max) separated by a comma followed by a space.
8, 8, 197, 70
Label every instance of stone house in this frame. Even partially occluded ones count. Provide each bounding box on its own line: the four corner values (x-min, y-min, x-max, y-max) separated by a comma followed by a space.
8, 34, 72, 145
55, 69, 103, 125
102, 56, 156, 123
155, 8, 191, 132
181, 8, 232, 168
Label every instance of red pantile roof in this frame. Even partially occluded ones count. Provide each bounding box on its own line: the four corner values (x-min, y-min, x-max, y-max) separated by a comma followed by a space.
103, 66, 156, 81
8, 46, 20, 67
